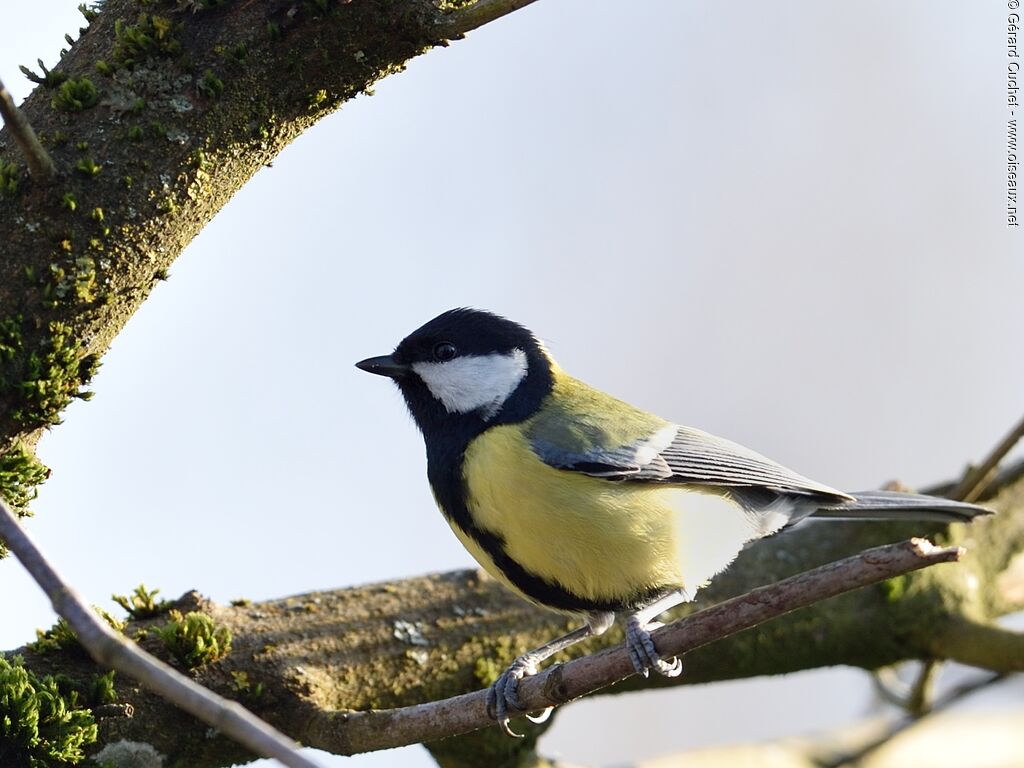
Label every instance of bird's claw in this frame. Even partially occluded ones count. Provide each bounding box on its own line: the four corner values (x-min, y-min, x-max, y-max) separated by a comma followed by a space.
485, 654, 553, 737
625, 618, 683, 678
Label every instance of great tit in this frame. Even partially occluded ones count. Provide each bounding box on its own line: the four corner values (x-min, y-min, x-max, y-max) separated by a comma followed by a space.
356, 308, 989, 735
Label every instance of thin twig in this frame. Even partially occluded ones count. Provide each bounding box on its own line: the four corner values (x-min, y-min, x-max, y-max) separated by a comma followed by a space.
905, 659, 939, 715
0, 75, 56, 178
0, 498, 322, 768
301, 538, 963, 755
951, 412, 1024, 502
872, 659, 940, 715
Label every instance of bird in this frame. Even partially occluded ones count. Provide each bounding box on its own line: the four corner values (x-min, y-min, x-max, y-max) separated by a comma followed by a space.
355, 307, 991, 736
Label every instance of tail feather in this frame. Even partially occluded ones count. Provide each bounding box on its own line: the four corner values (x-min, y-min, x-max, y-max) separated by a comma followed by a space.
809, 489, 992, 524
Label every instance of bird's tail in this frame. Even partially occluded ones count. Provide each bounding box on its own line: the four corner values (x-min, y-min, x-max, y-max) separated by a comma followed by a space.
809, 490, 992, 524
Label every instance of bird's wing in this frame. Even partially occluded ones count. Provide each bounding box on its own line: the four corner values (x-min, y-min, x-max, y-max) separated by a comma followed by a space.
526, 377, 849, 499
656, 425, 851, 498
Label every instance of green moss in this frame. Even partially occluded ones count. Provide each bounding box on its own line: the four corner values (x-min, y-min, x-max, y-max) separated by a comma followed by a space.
434, 0, 479, 11
192, 149, 212, 171
226, 42, 248, 66
882, 574, 908, 603
75, 156, 102, 177
0, 315, 23, 364
74, 257, 97, 301
94, 60, 112, 77
112, 584, 171, 620
89, 671, 116, 705
19, 60, 66, 89
197, 69, 224, 99
113, 14, 182, 68
27, 619, 79, 655
472, 635, 519, 687
51, 77, 98, 112
29, 610, 125, 655
10, 322, 97, 427
45, 256, 99, 305
0, 654, 98, 767
78, 2, 100, 22
156, 611, 232, 669
176, 0, 232, 11
308, 88, 328, 108
0, 444, 50, 532
0, 159, 20, 198
472, 656, 502, 688
229, 670, 263, 700
61, 193, 78, 212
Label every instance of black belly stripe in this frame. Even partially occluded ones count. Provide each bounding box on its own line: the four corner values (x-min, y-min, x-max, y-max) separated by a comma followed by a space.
427, 440, 672, 614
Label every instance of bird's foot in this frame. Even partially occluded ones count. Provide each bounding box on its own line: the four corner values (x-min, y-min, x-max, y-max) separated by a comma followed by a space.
625, 616, 683, 678
485, 653, 553, 737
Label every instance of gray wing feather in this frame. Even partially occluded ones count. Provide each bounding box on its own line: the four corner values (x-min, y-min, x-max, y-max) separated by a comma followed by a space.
533, 423, 851, 500
660, 427, 851, 499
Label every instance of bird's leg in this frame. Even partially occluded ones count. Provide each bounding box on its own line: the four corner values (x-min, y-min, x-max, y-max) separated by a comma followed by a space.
487, 611, 614, 737
624, 589, 689, 678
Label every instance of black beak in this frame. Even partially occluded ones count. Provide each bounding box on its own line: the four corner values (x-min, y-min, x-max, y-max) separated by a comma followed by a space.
355, 354, 411, 379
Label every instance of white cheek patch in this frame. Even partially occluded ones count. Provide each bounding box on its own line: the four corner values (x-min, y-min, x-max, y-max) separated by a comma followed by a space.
412, 349, 528, 418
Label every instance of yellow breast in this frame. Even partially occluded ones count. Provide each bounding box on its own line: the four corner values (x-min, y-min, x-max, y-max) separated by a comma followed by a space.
457, 423, 687, 607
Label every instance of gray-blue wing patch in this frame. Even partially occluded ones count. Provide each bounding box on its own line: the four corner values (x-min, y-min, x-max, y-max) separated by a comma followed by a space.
531, 424, 677, 480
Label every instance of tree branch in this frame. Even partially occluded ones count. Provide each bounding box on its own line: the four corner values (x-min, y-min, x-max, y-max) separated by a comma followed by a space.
5, 458, 1020, 766
4, 460, 1015, 765
0, 0, 545, 509
0, 75, 55, 178
442, 0, 542, 35
0, 497, 321, 768
301, 539, 961, 755
951, 412, 1024, 502
927, 616, 1024, 672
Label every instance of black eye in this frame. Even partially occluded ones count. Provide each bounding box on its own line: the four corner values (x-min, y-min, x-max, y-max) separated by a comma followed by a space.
433, 342, 457, 362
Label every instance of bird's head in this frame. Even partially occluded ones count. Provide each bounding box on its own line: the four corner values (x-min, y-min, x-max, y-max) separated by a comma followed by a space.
356, 308, 554, 436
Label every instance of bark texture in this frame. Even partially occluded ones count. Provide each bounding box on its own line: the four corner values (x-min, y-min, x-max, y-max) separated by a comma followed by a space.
0, 0, 536, 518
8, 465, 1022, 767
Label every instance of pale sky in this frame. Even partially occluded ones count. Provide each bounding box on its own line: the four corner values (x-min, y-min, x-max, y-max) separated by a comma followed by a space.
1, 2, 1021, 767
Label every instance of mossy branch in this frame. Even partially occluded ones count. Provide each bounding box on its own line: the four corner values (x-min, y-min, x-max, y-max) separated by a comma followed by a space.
1, 462, 1019, 767
925, 617, 1024, 672
0, 496, 320, 768
0, 0, 543, 518
302, 539, 962, 755
441, 0, 542, 35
